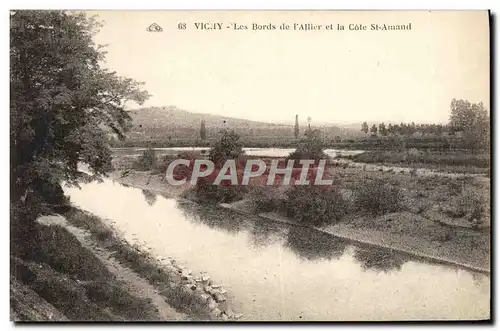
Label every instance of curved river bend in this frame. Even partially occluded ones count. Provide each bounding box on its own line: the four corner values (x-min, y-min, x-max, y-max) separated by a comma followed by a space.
65, 179, 490, 321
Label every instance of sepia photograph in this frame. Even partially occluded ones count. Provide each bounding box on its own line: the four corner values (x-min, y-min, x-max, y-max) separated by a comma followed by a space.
9, 9, 491, 322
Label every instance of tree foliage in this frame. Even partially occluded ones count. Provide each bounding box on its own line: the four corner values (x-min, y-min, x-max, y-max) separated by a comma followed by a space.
10, 11, 150, 204
449, 99, 489, 150
361, 121, 369, 135
288, 128, 326, 162
378, 122, 387, 137
200, 120, 207, 140
294, 114, 299, 139
209, 129, 243, 164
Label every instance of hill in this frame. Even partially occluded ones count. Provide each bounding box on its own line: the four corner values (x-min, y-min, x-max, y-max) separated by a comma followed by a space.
125, 106, 348, 140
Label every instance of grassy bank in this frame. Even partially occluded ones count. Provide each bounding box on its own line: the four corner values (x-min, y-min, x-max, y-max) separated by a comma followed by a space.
11, 222, 161, 321
11, 202, 237, 321
62, 207, 216, 320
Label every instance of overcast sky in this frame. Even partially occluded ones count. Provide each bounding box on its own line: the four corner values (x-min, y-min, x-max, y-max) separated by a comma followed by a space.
89, 10, 489, 125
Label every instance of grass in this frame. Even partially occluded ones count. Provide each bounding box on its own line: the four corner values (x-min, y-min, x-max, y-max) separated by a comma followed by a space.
444, 188, 487, 221
34, 224, 113, 281
63, 207, 212, 320
11, 223, 160, 321
351, 176, 403, 216
346, 150, 490, 173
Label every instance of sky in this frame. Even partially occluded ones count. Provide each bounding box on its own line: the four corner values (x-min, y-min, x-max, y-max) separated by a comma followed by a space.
89, 10, 490, 125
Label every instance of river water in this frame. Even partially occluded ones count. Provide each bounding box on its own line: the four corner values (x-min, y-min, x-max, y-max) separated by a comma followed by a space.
111, 147, 365, 158
64, 179, 490, 321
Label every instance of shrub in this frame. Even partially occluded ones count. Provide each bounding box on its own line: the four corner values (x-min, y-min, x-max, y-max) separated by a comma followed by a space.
283, 185, 349, 227
193, 179, 248, 204
352, 178, 402, 215
181, 130, 249, 204
447, 188, 487, 221
209, 129, 243, 163
287, 129, 327, 166
248, 186, 285, 212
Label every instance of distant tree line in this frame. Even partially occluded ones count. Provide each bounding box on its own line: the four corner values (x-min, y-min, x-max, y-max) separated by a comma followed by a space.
362, 121, 448, 137
360, 99, 490, 151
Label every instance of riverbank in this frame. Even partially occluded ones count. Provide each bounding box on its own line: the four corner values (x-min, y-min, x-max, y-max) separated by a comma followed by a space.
11, 217, 165, 321
110, 166, 490, 273
11, 206, 240, 321
221, 202, 489, 273
343, 150, 490, 175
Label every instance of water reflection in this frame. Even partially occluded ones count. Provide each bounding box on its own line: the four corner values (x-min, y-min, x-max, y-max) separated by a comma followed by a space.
177, 200, 249, 234
178, 198, 405, 266
353, 248, 409, 273
177, 200, 284, 248
285, 226, 347, 261
141, 189, 157, 206
246, 217, 284, 249
65, 179, 490, 321
177, 200, 348, 260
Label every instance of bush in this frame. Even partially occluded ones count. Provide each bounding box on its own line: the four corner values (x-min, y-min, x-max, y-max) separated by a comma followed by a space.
248, 186, 285, 212
192, 179, 248, 204
352, 178, 402, 215
209, 129, 243, 163
447, 188, 487, 221
283, 185, 349, 227
287, 129, 327, 166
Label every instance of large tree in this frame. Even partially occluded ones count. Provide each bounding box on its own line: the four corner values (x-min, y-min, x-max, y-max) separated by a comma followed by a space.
449, 98, 490, 150
294, 114, 299, 139
10, 11, 150, 205
361, 121, 369, 135
378, 122, 387, 137
200, 120, 207, 140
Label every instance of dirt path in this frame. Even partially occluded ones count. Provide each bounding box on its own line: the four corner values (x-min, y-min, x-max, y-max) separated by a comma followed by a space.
37, 215, 187, 321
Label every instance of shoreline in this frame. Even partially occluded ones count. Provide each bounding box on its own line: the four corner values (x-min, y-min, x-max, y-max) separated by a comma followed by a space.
220, 203, 489, 274
110, 169, 490, 274
58, 208, 242, 321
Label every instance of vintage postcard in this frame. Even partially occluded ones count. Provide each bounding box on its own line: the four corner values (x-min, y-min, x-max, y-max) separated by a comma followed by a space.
10, 10, 490, 322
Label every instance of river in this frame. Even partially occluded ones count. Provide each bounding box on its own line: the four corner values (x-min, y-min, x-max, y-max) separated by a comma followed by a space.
111, 147, 365, 158
64, 179, 490, 321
